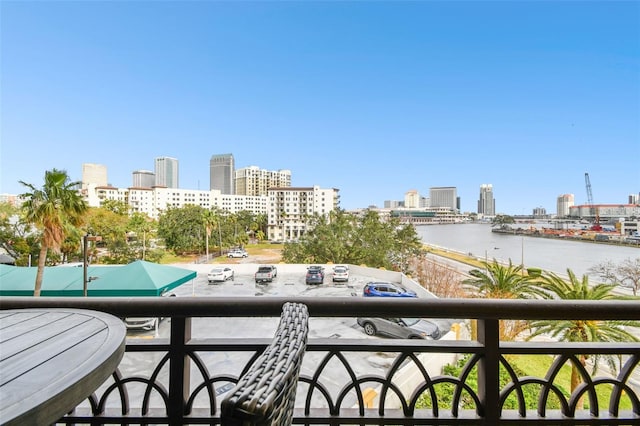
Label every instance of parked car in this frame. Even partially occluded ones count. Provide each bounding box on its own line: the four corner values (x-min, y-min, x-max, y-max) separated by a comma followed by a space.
307, 265, 325, 278
357, 317, 441, 339
124, 291, 176, 331
208, 267, 234, 283
228, 249, 248, 258
362, 282, 417, 298
255, 265, 278, 283
305, 268, 324, 285
331, 265, 349, 282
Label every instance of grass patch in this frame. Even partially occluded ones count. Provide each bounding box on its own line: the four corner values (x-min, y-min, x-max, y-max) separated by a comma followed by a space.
417, 354, 633, 411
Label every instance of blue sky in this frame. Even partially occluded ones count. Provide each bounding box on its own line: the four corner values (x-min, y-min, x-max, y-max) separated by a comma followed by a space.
1, 1, 638, 214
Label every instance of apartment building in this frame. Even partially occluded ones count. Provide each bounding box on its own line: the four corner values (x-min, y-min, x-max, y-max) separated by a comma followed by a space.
267, 186, 340, 241
235, 166, 291, 196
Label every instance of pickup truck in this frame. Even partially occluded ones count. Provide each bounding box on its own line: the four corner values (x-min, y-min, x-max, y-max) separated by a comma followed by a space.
255, 265, 277, 284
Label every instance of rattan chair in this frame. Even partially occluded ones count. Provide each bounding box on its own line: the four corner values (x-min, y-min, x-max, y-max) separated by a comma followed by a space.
220, 302, 309, 426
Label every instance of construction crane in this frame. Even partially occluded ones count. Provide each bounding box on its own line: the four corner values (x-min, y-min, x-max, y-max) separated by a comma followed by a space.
584, 172, 602, 231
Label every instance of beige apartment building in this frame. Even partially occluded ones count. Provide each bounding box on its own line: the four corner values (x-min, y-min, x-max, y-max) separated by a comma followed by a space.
234, 166, 291, 196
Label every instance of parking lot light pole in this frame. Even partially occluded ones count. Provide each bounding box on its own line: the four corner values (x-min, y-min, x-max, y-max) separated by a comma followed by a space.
83, 234, 102, 297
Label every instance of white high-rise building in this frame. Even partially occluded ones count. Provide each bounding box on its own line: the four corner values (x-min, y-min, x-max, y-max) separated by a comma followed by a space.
155, 157, 179, 188
404, 190, 420, 209
235, 166, 291, 196
429, 187, 458, 212
82, 163, 108, 190
267, 186, 339, 242
478, 184, 495, 216
556, 194, 575, 218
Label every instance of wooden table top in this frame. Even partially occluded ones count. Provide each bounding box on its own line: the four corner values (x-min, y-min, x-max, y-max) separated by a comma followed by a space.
0, 308, 126, 426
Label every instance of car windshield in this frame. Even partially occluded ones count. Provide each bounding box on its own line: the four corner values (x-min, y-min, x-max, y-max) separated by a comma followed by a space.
211, 269, 222, 273
401, 318, 420, 326
335, 268, 346, 273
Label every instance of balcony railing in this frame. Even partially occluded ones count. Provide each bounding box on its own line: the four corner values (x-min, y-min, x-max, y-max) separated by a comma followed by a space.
2, 296, 639, 425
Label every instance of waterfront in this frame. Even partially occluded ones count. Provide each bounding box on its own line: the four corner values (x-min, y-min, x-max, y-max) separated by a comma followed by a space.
416, 223, 639, 280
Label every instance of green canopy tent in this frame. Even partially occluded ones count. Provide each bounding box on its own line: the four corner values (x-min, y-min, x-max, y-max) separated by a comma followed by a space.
0, 261, 196, 297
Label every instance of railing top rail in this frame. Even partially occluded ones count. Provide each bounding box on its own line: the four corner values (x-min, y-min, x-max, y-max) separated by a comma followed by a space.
2, 296, 639, 320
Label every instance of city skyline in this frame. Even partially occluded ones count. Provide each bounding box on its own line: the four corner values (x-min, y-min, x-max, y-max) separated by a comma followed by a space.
1, 1, 638, 214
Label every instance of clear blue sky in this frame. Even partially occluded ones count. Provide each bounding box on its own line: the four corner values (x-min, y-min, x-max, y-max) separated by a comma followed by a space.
1, 1, 638, 214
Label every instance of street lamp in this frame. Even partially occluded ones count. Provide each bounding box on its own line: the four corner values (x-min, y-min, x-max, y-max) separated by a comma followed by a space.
83, 234, 102, 297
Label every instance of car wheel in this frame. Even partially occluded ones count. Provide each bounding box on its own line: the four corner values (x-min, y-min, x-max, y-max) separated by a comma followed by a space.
363, 322, 377, 336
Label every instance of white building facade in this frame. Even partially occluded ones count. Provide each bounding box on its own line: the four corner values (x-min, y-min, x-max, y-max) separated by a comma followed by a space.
267, 186, 340, 242
155, 157, 179, 188
556, 194, 575, 218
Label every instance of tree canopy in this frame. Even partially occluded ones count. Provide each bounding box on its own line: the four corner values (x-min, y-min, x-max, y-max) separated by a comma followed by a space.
281, 209, 423, 272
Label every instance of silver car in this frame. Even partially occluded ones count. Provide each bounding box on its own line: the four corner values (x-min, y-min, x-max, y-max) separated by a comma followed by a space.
357, 317, 441, 339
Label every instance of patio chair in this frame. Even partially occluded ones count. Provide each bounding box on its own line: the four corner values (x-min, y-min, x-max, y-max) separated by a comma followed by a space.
220, 302, 309, 426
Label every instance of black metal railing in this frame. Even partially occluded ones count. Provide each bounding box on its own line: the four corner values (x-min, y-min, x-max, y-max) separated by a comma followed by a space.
2, 296, 639, 425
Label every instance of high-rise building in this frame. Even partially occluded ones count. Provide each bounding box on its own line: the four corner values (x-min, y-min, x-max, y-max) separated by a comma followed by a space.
210, 154, 234, 194
154, 157, 179, 188
235, 166, 291, 196
556, 194, 575, 218
478, 184, 495, 216
404, 190, 420, 209
429, 187, 458, 212
132, 170, 155, 188
629, 194, 639, 205
82, 163, 108, 190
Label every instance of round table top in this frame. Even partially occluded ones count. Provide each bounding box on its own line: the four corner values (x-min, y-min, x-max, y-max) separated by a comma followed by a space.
0, 308, 126, 426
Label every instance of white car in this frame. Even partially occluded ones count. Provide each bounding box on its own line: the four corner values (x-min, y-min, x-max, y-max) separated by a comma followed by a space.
228, 249, 248, 258
332, 265, 349, 282
208, 267, 235, 283
124, 291, 176, 331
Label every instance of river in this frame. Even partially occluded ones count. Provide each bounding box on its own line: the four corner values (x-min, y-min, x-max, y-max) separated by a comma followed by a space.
416, 223, 639, 279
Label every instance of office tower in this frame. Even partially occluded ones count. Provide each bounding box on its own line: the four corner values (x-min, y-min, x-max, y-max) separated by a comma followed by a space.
155, 157, 179, 188
557, 194, 575, 218
429, 187, 458, 212
478, 184, 495, 216
210, 154, 234, 194
82, 163, 108, 189
235, 166, 291, 196
629, 194, 639, 204
132, 170, 155, 188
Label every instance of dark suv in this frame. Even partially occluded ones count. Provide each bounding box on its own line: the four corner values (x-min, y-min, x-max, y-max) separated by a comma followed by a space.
306, 269, 324, 285
363, 282, 417, 298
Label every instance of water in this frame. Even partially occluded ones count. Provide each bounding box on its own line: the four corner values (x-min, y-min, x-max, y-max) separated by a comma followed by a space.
416, 223, 639, 279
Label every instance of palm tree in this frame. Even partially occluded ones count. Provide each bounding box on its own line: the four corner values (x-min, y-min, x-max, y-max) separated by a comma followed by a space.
20, 169, 87, 296
528, 269, 640, 407
463, 259, 545, 340
202, 208, 219, 260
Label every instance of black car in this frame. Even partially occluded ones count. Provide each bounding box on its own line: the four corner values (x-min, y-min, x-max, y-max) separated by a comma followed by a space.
305, 269, 324, 285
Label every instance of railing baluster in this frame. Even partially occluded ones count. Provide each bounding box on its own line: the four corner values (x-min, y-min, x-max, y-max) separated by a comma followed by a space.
477, 318, 500, 425
168, 316, 191, 424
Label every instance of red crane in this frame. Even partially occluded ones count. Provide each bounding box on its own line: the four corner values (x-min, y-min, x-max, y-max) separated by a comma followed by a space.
584, 173, 602, 231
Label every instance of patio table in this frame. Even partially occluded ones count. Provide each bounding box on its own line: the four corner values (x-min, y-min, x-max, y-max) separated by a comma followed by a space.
0, 308, 126, 426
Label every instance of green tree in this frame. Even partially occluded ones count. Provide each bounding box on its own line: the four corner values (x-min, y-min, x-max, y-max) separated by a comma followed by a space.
463, 260, 545, 340
128, 212, 155, 261
20, 169, 88, 296
202, 208, 222, 259
157, 205, 206, 254
281, 209, 422, 271
491, 214, 516, 228
528, 269, 640, 407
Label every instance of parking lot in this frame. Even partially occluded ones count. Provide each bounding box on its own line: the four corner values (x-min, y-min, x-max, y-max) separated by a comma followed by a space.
126, 262, 457, 340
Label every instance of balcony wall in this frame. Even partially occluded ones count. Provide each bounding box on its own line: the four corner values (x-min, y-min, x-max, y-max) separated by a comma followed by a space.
2, 296, 639, 425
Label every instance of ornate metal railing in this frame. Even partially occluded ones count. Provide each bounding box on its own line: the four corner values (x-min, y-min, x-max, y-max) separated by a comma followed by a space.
2, 296, 639, 425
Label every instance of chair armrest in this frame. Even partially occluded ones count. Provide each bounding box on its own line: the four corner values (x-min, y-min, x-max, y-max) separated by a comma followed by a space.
221, 302, 309, 426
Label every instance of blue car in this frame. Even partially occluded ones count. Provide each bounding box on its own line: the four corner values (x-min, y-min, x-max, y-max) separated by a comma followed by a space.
363, 282, 417, 298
